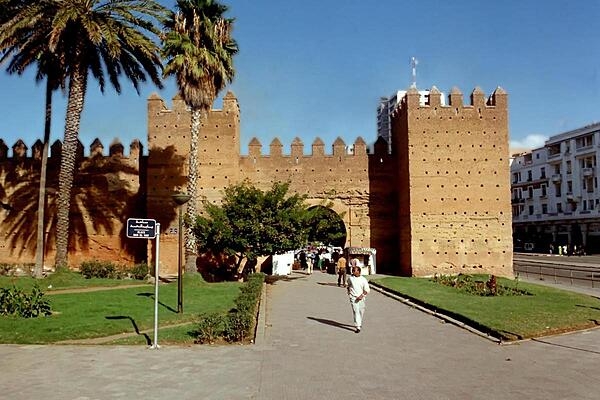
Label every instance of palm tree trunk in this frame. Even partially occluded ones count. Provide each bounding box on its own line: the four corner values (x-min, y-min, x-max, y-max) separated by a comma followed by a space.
184, 107, 201, 272
34, 78, 52, 277
55, 67, 86, 269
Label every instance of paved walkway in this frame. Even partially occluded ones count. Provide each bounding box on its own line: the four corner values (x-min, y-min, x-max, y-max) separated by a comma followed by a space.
1, 271, 599, 399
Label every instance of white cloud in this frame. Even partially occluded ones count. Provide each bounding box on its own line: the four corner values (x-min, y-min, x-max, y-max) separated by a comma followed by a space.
509, 134, 548, 151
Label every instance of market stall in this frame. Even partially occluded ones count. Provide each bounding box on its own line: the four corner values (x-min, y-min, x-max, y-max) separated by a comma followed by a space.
343, 247, 376, 275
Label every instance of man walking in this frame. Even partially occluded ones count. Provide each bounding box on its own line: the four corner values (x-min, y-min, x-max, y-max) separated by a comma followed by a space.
337, 254, 347, 287
347, 265, 370, 333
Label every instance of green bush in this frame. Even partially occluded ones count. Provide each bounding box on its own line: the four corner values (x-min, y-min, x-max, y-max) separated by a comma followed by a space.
225, 272, 265, 342
80, 260, 121, 279
0, 285, 52, 318
223, 310, 253, 342
0, 263, 35, 277
431, 274, 530, 297
195, 312, 225, 344
122, 263, 149, 280
191, 273, 265, 344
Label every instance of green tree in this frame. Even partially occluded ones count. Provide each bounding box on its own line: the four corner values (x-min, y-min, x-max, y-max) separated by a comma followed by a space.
192, 181, 310, 279
162, 0, 238, 272
1, 0, 166, 268
306, 204, 346, 247
1, 0, 66, 277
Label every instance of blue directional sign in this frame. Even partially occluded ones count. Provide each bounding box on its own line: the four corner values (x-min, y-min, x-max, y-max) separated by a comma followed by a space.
126, 218, 157, 239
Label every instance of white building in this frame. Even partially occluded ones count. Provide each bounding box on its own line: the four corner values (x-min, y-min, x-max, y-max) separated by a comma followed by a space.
376, 89, 446, 153
511, 122, 600, 253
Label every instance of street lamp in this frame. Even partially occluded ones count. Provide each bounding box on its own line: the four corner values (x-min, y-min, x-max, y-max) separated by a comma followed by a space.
172, 192, 191, 313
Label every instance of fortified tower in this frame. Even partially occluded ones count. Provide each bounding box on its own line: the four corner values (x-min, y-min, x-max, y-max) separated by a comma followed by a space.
146, 92, 241, 269
391, 86, 513, 277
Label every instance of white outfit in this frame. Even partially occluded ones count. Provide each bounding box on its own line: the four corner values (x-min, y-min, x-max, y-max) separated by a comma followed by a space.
347, 275, 370, 330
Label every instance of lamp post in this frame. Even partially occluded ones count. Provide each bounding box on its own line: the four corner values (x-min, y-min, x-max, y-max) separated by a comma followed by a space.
172, 192, 191, 313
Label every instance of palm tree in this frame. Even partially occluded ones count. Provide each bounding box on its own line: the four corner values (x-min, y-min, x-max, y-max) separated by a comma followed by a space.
1, 0, 166, 268
162, 0, 238, 272
0, 0, 66, 277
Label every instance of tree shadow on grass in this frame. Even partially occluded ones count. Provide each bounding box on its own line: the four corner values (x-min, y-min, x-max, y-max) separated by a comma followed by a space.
136, 292, 177, 313
307, 316, 355, 332
105, 315, 151, 345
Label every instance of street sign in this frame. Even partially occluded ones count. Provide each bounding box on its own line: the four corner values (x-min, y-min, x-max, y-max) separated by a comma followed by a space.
126, 218, 157, 239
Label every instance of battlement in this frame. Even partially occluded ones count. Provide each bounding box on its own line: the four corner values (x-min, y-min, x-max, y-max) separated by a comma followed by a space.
0, 138, 144, 160
148, 90, 240, 116
244, 136, 378, 158
393, 86, 507, 114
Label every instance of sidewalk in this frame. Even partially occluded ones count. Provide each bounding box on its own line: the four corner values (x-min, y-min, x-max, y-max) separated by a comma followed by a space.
1, 271, 599, 399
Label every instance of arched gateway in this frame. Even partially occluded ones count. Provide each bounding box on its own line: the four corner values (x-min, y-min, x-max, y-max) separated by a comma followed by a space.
147, 87, 513, 278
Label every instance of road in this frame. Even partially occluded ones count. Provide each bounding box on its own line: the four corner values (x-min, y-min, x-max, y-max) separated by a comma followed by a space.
513, 252, 600, 290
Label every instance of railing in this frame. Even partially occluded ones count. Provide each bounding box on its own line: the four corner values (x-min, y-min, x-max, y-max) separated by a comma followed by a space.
514, 263, 599, 288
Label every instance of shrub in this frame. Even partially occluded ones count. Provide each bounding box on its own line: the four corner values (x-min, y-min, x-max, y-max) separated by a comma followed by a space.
224, 272, 265, 342
80, 260, 121, 279
0, 263, 35, 277
121, 263, 149, 280
431, 274, 530, 296
195, 312, 225, 344
0, 285, 52, 318
223, 311, 253, 342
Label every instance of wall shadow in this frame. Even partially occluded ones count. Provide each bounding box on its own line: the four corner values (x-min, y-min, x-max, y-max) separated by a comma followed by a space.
368, 137, 399, 275
0, 140, 190, 267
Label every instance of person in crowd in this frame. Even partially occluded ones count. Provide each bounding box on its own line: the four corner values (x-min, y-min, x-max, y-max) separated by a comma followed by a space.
299, 251, 308, 270
347, 265, 370, 333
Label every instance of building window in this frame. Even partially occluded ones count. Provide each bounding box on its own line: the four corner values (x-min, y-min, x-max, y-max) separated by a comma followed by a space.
540, 167, 546, 179
554, 164, 561, 174
557, 203, 563, 213
541, 184, 547, 197
580, 155, 596, 168
575, 134, 594, 149
555, 183, 561, 197
528, 186, 533, 198
567, 181, 573, 194
566, 160, 572, 174
542, 204, 548, 214
583, 200, 588, 211
527, 170, 532, 181
529, 205, 534, 215
512, 172, 521, 184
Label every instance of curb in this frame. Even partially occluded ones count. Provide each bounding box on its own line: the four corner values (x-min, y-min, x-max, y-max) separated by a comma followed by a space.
370, 282, 502, 344
253, 282, 267, 346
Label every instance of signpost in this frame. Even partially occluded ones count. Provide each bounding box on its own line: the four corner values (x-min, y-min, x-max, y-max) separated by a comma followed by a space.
126, 218, 160, 349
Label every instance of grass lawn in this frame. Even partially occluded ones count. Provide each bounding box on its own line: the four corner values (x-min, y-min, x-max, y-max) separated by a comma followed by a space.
0, 275, 241, 344
371, 276, 600, 341
0, 269, 147, 291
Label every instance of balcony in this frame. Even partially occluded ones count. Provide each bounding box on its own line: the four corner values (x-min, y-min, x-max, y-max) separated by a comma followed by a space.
583, 167, 594, 177
566, 193, 579, 202
511, 197, 525, 204
551, 174, 562, 183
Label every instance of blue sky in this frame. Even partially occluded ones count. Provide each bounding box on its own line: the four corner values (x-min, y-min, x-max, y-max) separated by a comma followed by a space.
1, 0, 599, 155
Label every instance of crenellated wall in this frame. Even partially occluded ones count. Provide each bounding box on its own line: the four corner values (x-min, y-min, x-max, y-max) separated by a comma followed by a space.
0, 138, 147, 267
0, 84, 512, 277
